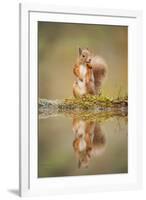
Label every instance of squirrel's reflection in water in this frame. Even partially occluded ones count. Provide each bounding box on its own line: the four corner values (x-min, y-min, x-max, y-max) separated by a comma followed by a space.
72, 117, 106, 168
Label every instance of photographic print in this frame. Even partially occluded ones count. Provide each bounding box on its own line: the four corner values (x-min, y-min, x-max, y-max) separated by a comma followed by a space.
38, 22, 128, 178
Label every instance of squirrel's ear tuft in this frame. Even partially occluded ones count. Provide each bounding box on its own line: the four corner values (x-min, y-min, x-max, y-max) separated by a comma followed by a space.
79, 48, 82, 55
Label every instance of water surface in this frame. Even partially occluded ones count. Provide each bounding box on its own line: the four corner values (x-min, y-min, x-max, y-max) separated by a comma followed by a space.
38, 111, 128, 177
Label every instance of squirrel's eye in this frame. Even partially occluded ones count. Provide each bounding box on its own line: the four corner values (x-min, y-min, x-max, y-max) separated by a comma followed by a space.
82, 55, 85, 57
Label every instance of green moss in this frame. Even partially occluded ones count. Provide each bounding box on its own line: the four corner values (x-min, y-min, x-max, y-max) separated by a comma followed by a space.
39, 95, 128, 121
63, 94, 128, 110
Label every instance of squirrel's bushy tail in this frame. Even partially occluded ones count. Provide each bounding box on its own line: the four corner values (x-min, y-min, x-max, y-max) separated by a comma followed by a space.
91, 56, 108, 94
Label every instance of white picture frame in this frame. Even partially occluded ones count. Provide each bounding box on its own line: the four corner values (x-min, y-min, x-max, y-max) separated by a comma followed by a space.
19, 3, 143, 197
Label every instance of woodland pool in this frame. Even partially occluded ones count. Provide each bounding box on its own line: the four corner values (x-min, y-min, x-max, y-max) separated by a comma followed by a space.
38, 110, 128, 177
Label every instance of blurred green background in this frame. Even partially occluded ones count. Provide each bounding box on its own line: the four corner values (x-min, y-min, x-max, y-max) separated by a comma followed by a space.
38, 22, 128, 99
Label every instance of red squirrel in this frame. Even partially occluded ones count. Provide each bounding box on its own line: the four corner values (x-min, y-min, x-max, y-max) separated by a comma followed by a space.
72, 117, 106, 168
73, 48, 108, 97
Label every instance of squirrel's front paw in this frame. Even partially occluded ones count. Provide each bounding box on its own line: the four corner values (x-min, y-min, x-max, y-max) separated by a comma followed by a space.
86, 63, 92, 69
